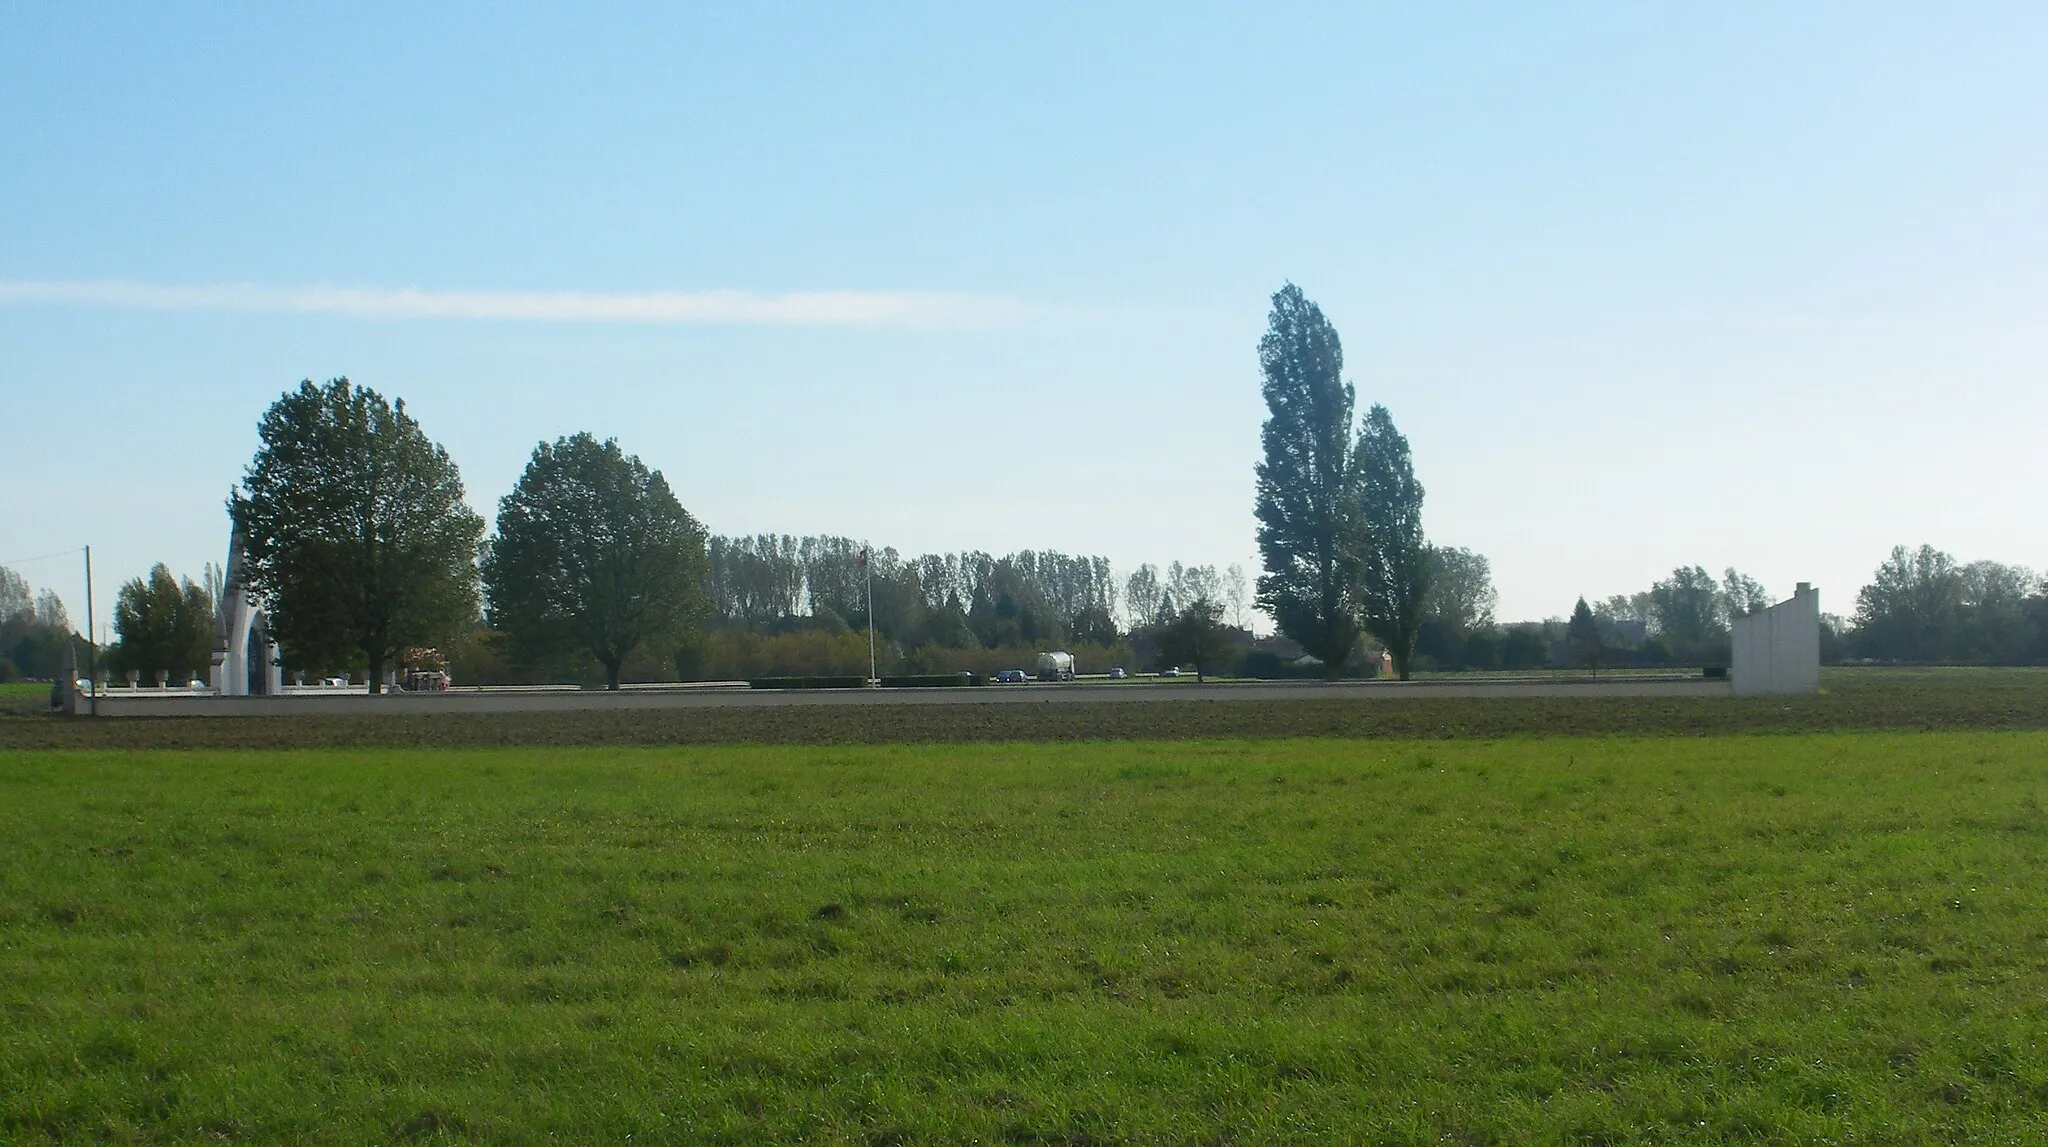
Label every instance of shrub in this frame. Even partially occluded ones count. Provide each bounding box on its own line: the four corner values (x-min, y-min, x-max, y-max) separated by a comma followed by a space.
879, 673, 982, 688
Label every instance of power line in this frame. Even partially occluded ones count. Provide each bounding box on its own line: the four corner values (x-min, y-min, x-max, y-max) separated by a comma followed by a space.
0, 546, 86, 567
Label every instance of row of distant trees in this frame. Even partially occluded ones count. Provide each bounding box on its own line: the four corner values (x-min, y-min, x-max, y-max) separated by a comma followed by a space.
0, 568, 75, 682
1549, 565, 1779, 670
202, 379, 1282, 690
1847, 545, 2047, 664
1547, 549, 2048, 670
1, 564, 228, 686
702, 537, 1248, 652
22, 533, 2045, 688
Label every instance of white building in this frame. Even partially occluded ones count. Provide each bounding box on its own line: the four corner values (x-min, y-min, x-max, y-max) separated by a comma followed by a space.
1731, 582, 1820, 695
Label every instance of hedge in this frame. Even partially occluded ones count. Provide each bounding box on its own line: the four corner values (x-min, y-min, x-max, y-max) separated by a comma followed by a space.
878, 673, 983, 688
747, 676, 870, 690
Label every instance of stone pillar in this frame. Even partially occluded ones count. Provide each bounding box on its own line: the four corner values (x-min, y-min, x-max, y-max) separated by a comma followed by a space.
265, 642, 284, 695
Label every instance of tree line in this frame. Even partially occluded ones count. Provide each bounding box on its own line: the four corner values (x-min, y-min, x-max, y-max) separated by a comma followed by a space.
1847, 545, 2047, 664
35, 531, 2047, 690
25, 285, 2043, 689
1548, 549, 2048, 669
0, 568, 75, 683
179, 378, 1284, 691
704, 538, 1248, 648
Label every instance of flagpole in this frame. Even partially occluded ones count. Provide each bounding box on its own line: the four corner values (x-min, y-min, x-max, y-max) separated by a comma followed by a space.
865, 551, 876, 686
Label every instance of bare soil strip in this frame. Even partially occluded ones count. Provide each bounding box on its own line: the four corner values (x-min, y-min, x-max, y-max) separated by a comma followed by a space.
3, 670, 2042, 749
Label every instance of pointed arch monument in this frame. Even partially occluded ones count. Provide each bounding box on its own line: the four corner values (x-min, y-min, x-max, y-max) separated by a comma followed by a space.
208, 522, 284, 696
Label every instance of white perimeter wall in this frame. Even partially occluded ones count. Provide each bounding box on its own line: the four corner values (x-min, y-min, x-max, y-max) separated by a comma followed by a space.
1732, 585, 1820, 695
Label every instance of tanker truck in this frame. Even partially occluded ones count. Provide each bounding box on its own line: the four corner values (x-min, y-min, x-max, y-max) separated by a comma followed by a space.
1034, 650, 1076, 682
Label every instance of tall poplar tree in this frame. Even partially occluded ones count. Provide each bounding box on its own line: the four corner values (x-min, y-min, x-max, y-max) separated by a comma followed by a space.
111, 564, 214, 682
1253, 284, 1363, 679
1355, 403, 1430, 680
234, 378, 484, 692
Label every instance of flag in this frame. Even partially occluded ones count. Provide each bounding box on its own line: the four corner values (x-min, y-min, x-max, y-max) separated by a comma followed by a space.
857, 548, 868, 571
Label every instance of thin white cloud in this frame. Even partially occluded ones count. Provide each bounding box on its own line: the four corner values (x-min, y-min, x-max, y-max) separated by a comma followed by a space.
0, 278, 1035, 328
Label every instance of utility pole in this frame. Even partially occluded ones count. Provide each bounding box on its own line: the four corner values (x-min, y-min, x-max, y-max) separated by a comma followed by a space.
83, 544, 96, 716
864, 549, 877, 685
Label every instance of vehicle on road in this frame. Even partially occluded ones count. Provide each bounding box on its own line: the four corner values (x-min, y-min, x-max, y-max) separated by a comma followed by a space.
1107, 667, 1127, 680
1159, 667, 1182, 678
401, 669, 450, 692
1035, 651, 1076, 682
995, 669, 1029, 684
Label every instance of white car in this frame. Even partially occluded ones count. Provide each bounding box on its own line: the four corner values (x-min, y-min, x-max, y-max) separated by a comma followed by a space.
1107, 667, 1128, 680
1159, 667, 1182, 678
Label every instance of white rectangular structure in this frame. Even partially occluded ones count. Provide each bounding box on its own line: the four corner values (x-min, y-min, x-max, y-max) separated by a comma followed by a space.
1731, 583, 1820, 695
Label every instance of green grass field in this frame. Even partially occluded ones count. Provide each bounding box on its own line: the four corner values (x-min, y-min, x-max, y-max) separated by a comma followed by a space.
7, 731, 2048, 1142
0, 682, 50, 719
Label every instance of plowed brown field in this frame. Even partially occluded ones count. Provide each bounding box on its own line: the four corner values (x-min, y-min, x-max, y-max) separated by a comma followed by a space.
3, 668, 2042, 749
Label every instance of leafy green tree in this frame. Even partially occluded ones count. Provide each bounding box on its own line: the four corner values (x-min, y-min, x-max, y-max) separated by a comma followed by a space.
483, 433, 709, 690
1124, 564, 1165, 630
1499, 624, 1550, 670
1068, 604, 1121, 647
1595, 592, 1654, 649
1355, 404, 1429, 680
1, 568, 40, 682
2026, 590, 2048, 663
111, 564, 213, 682
1721, 568, 1771, 619
1648, 565, 1726, 661
1424, 547, 1497, 635
1253, 284, 1363, 680
1460, 627, 1502, 671
1852, 544, 1965, 662
1958, 560, 2038, 663
1415, 547, 1497, 670
1, 571, 77, 683
1567, 596, 1603, 673
234, 378, 485, 693
1224, 563, 1249, 630
0, 567, 28, 626
1154, 597, 1237, 682
912, 591, 978, 649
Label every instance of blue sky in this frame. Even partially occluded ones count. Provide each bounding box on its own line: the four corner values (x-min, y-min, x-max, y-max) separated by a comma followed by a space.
4, 3, 2044, 633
